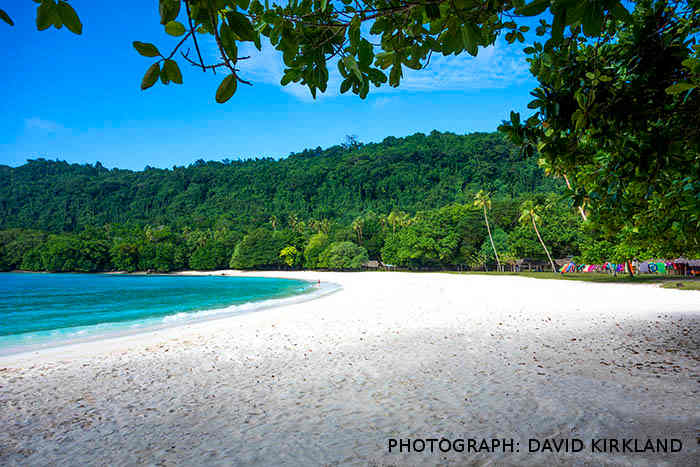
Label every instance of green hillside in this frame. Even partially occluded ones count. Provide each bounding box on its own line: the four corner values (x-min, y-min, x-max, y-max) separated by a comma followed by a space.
0, 131, 601, 273
0, 131, 559, 233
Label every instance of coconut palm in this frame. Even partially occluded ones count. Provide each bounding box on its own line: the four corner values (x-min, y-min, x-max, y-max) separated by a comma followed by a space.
387, 209, 410, 233
351, 217, 363, 243
287, 213, 299, 232
538, 158, 587, 221
519, 200, 556, 272
473, 190, 501, 272
269, 215, 278, 231
319, 218, 331, 235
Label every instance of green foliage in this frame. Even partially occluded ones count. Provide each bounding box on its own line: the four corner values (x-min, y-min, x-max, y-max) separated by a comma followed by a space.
317, 241, 368, 270
111, 242, 140, 272
479, 228, 509, 264
303, 233, 329, 269
0, 132, 557, 234
216, 74, 237, 103
381, 204, 485, 268
279, 245, 301, 268
500, 1, 700, 258
230, 228, 283, 269
1, 129, 680, 273
0, 8, 14, 26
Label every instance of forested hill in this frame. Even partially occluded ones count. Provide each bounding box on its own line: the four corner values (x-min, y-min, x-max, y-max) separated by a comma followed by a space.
0, 131, 559, 233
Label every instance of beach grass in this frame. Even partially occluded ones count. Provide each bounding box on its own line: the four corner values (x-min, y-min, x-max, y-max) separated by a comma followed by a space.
446, 270, 700, 288
660, 280, 700, 291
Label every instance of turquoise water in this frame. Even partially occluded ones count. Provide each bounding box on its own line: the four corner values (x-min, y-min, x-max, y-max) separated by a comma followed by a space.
0, 273, 312, 354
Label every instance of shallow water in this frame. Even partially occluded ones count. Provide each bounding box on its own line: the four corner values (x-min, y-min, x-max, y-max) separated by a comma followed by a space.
0, 272, 312, 353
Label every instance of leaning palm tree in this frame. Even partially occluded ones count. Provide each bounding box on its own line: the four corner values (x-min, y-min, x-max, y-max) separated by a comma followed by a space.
519, 200, 556, 272
538, 158, 587, 221
473, 190, 501, 272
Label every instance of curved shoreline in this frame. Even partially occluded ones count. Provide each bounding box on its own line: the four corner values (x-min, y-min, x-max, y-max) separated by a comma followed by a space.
1, 271, 698, 466
0, 271, 341, 362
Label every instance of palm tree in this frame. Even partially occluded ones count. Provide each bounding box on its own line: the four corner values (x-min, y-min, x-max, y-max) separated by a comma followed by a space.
538, 158, 587, 221
269, 215, 278, 231
473, 190, 501, 272
387, 209, 409, 233
351, 217, 364, 243
287, 213, 299, 231
519, 200, 556, 272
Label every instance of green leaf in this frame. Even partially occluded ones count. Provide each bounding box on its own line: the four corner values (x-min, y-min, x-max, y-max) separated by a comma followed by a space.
461, 25, 479, 56
141, 63, 161, 90
340, 78, 352, 94
0, 8, 15, 26
609, 0, 631, 22
516, 0, 550, 17
163, 59, 183, 84
56, 1, 81, 34
348, 16, 361, 46
343, 56, 362, 81
358, 39, 373, 69
551, 7, 565, 42
510, 111, 520, 126
280, 71, 294, 86
226, 11, 255, 42
389, 64, 402, 87
320, 0, 328, 11
425, 4, 440, 20
133, 41, 161, 58
216, 74, 238, 103
165, 20, 185, 37
220, 25, 238, 63
159, 0, 180, 25
36, 2, 55, 31
665, 82, 696, 95
582, 6, 603, 36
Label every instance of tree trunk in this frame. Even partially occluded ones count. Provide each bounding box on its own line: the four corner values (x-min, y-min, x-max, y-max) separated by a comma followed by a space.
483, 205, 501, 272
532, 215, 556, 272
563, 173, 588, 221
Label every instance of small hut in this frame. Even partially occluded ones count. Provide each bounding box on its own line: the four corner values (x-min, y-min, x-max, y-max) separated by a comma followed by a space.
673, 257, 700, 276
515, 258, 552, 272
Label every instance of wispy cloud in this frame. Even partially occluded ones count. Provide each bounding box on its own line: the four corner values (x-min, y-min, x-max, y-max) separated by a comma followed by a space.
372, 96, 394, 109
208, 34, 532, 101
398, 39, 532, 91
24, 117, 65, 133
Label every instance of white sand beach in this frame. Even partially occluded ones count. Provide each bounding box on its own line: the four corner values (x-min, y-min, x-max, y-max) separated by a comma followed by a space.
1, 271, 698, 466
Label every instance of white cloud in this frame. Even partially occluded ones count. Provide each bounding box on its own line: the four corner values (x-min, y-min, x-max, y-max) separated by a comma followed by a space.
372, 96, 394, 109
205, 34, 532, 101
398, 39, 532, 91
24, 117, 65, 133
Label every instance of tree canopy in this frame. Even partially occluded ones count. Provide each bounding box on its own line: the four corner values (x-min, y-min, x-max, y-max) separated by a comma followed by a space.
500, 0, 699, 258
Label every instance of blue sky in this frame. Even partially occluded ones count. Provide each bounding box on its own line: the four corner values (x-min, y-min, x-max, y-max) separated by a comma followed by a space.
0, 1, 538, 170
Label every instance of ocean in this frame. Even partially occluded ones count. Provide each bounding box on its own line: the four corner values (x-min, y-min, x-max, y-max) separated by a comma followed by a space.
0, 272, 314, 355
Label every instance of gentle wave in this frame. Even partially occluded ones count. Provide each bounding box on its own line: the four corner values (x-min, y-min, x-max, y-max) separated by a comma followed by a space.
0, 281, 340, 356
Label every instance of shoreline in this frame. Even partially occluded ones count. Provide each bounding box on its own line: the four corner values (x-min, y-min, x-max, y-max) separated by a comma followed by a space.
0, 271, 340, 363
1, 271, 698, 465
